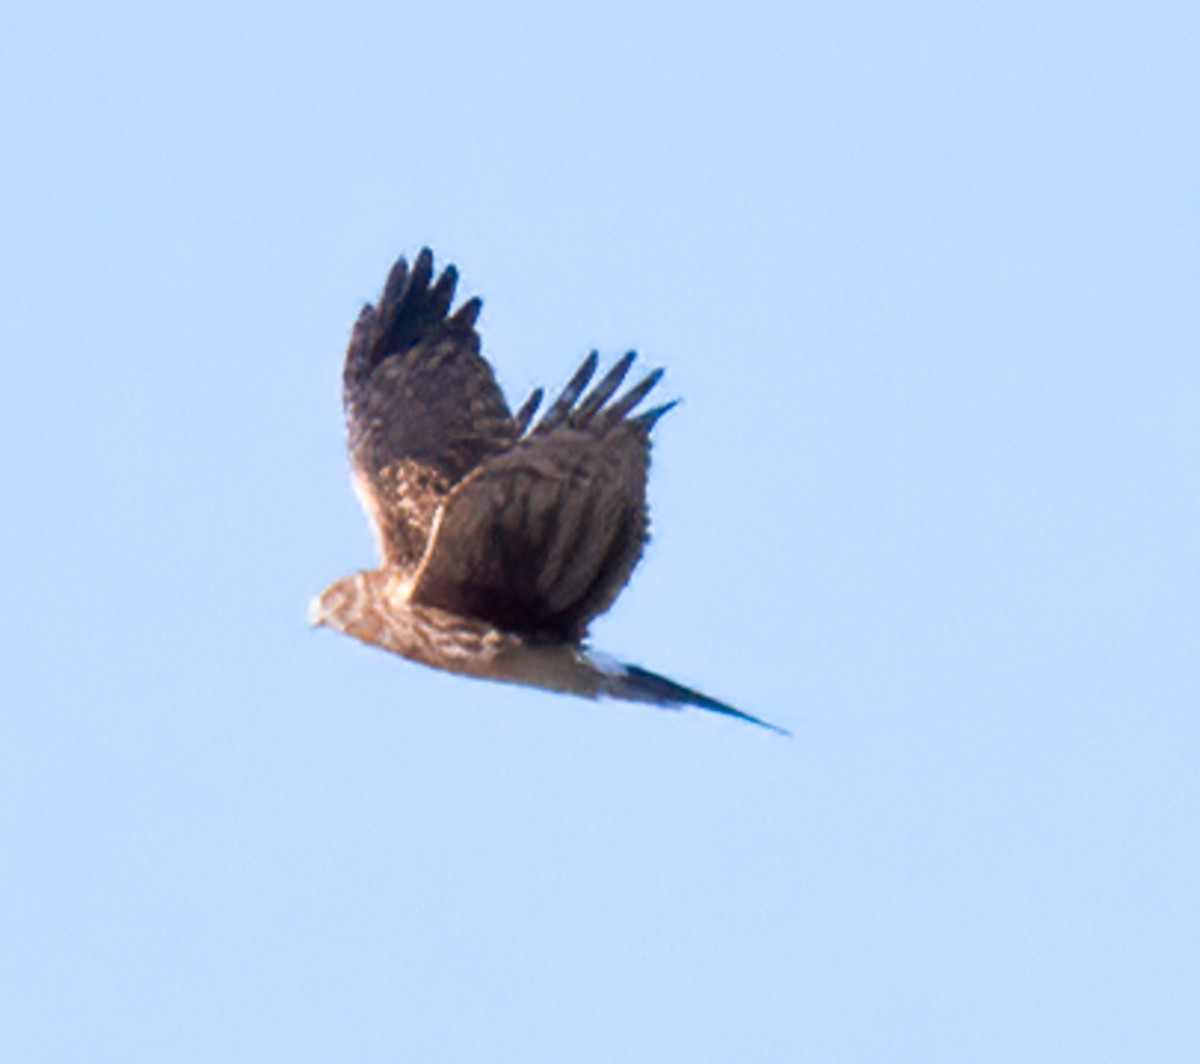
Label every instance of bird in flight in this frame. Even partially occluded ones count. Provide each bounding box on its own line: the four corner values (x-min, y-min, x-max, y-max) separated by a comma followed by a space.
310, 249, 786, 735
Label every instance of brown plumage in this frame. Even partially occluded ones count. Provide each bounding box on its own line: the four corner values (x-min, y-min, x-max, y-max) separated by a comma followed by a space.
310, 249, 786, 734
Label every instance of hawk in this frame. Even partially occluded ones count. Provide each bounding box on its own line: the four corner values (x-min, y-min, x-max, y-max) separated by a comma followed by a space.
310, 249, 786, 735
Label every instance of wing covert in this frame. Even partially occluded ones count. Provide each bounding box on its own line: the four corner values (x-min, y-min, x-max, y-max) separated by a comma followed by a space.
409, 354, 672, 640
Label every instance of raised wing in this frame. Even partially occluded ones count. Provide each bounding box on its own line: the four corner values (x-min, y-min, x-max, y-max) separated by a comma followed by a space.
410, 353, 675, 641
344, 249, 518, 568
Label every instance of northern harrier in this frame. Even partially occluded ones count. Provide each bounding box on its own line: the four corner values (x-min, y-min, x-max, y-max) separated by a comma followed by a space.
310, 249, 785, 735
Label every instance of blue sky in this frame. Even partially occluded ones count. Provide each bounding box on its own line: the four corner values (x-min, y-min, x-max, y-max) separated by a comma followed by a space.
3, 2, 1197, 1060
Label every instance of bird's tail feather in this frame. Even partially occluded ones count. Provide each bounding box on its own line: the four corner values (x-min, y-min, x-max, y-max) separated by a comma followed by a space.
590, 655, 790, 736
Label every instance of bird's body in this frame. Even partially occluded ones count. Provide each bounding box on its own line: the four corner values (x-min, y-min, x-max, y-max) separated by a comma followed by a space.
310, 249, 785, 735
311, 568, 607, 696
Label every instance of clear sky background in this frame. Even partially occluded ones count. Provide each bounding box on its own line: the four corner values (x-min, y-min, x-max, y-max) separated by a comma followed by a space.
3, 2, 1197, 1061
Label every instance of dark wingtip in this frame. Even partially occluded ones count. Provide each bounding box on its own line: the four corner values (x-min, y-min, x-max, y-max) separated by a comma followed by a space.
432, 262, 458, 321
632, 398, 679, 430
407, 248, 434, 300
381, 256, 410, 307
600, 366, 666, 428
352, 249, 478, 387
529, 351, 677, 436
573, 351, 638, 426
534, 351, 600, 434
513, 387, 544, 435
448, 295, 482, 329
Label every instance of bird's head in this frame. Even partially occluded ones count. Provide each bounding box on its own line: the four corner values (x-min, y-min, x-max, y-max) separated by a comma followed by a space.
308, 572, 372, 632
308, 569, 407, 648
309, 569, 426, 662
